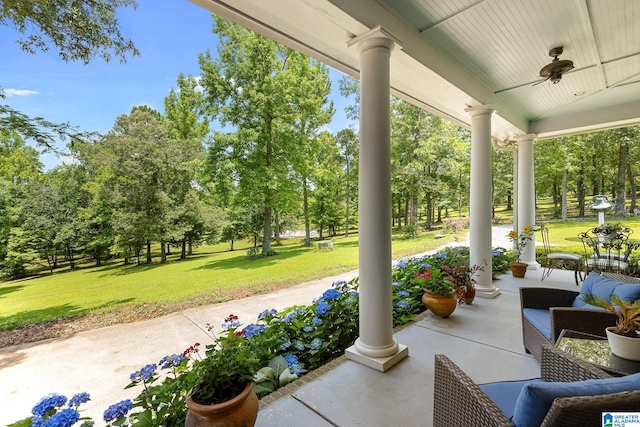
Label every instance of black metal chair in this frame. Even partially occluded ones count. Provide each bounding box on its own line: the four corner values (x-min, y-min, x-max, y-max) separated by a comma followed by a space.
578, 226, 637, 275
539, 224, 583, 286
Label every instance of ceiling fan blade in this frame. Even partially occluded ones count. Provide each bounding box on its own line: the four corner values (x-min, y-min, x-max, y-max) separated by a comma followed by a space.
532, 77, 550, 86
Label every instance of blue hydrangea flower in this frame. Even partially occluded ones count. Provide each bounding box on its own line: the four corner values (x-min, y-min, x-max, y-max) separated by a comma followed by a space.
284, 354, 299, 366
495, 246, 506, 252
284, 311, 298, 323
159, 354, 184, 369
280, 340, 292, 351
32, 394, 68, 416
418, 262, 432, 268
30, 415, 44, 426
491, 251, 500, 257
293, 340, 305, 351
302, 325, 313, 333
396, 301, 411, 309
310, 338, 323, 350
103, 400, 132, 423
349, 291, 359, 297
322, 289, 341, 300
296, 308, 307, 314
67, 392, 90, 408
433, 252, 447, 259
392, 281, 402, 287
331, 280, 346, 288
244, 323, 266, 338
315, 302, 330, 316
41, 408, 79, 427
289, 363, 303, 376
221, 319, 241, 330
130, 364, 157, 382
394, 260, 408, 269
397, 290, 410, 297
312, 317, 323, 326
257, 308, 278, 320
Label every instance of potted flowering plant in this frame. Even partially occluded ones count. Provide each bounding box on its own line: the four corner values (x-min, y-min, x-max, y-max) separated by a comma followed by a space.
185, 314, 264, 427
507, 225, 535, 277
410, 264, 457, 317
581, 294, 640, 361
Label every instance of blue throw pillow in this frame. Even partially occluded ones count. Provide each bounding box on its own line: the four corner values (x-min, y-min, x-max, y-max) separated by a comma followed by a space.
512, 372, 640, 427
573, 272, 627, 307
614, 283, 640, 302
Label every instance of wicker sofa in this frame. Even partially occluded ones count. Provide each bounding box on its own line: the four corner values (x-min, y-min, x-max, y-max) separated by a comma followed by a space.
520, 271, 640, 361
433, 344, 640, 427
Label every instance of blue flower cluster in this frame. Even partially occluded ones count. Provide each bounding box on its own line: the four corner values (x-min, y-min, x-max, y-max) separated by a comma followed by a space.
103, 399, 132, 423
32, 394, 68, 416
67, 392, 90, 408
33, 408, 81, 427
394, 259, 408, 269
349, 291, 359, 297
397, 290, 410, 297
392, 281, 402, 287
280, 340, 292, 351
310, 338, 323, 350
396, 301, 410, 309
418, 262, 431, 268
314, 302, 330, 316
158, 354, 184, 369
283, 311, 298, 323
129, 364, 157, 382
331, 280, 347, 288
244, 323, 266, 338
293, 340, 305, 351
433, 251, 447, 259
221, 319, 241, 330
312, 317, 323, 326
322, 289, 341, 300
284, 354, 303, 376
258, 308, 278, 320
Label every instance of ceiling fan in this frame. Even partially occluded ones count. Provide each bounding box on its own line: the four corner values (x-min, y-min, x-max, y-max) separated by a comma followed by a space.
533, 47, 574, 86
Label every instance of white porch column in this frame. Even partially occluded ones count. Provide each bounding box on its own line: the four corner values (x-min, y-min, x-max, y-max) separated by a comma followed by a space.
513, 148, 519, 252
516, 134, 540, 269
345, 26, 408, 372
466, 105, 500, 298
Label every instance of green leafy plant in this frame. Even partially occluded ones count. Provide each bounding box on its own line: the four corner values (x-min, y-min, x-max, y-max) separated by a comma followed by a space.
410, 265, 455, 296
253, 355, 300, 397
582, 293, 640, 338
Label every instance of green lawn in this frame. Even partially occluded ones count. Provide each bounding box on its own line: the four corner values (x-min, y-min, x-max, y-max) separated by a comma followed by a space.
0, 229, 463, 330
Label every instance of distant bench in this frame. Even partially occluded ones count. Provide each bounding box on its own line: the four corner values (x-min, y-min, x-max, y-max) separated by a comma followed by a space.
317, 241, 334, 251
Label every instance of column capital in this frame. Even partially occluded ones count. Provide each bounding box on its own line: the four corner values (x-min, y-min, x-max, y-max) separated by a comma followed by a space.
465, 104, 494, 117
515, 133, 537, 143
347, 25, 403, 54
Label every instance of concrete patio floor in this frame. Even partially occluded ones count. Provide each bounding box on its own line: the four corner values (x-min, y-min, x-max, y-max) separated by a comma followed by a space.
255, 268, 579, 427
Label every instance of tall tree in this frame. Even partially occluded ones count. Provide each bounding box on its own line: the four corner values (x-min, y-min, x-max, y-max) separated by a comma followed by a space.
199, 17, 333, 253
336, 128, 358, 237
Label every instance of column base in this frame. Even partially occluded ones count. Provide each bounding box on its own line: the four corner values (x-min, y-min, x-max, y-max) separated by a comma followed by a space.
475, 287, 501, 299
345, 343, 408, 372
526, 261, 541, 270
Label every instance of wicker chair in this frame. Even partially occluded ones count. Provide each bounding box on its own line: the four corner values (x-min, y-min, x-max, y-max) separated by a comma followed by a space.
520, 272, 640, 362
433, 344, 640, 427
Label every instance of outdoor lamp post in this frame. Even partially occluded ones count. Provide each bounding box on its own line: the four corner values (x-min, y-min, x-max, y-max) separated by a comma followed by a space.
588, 195, 614, 226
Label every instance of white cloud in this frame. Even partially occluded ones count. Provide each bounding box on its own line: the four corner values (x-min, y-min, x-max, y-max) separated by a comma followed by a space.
2, 88, 38, 97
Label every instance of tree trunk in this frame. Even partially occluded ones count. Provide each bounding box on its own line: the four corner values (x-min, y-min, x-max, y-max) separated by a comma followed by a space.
410, 181, 418, 228
181, 238, 187, 259
274, 209, 281, 244
577, 166, 585, 217
188, 237, 193, 255
303, 176, 311, 247
561, 168, 568, 221
146, 240, 152, 264
67, 243, 75, 271
425, 191, 433, 230
161, 240, 167, 263
628, 163, 637, 214
615, 140, 629, 217
166, 243, 171, 256
95, 245, 102, 267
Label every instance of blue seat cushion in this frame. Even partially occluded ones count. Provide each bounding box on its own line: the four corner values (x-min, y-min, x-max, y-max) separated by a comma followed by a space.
522, 308, 551, 340
572, 271, 640, 307
479, 378, 542, 420
512, 372, 640, 427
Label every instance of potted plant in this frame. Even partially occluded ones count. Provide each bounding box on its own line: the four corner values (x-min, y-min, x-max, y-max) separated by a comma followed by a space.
582, 294, 640, 361
185, 314, 263, 427
593, 222, 625, 242
507, 225, 535, 278
411, 264, 457, 317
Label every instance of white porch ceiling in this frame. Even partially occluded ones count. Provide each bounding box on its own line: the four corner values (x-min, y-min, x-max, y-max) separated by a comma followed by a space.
189, 0, 640, 141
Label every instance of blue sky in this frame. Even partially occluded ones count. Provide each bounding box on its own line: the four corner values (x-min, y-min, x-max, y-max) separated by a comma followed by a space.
1, 0, 354, 169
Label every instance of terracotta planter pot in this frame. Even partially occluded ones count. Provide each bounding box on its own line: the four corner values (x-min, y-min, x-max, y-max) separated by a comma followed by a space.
463, 287, 476, 305
185, 382, 258, 427
606, 327, 640, 361
510, 261, 528, 278
422, 290, 457, 318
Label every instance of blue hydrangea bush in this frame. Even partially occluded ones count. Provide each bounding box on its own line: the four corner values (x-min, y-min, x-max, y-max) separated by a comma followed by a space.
11, 246, 504, 426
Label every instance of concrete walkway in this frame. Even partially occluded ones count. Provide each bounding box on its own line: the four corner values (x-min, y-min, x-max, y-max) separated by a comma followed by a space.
0, 226, 517, 426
